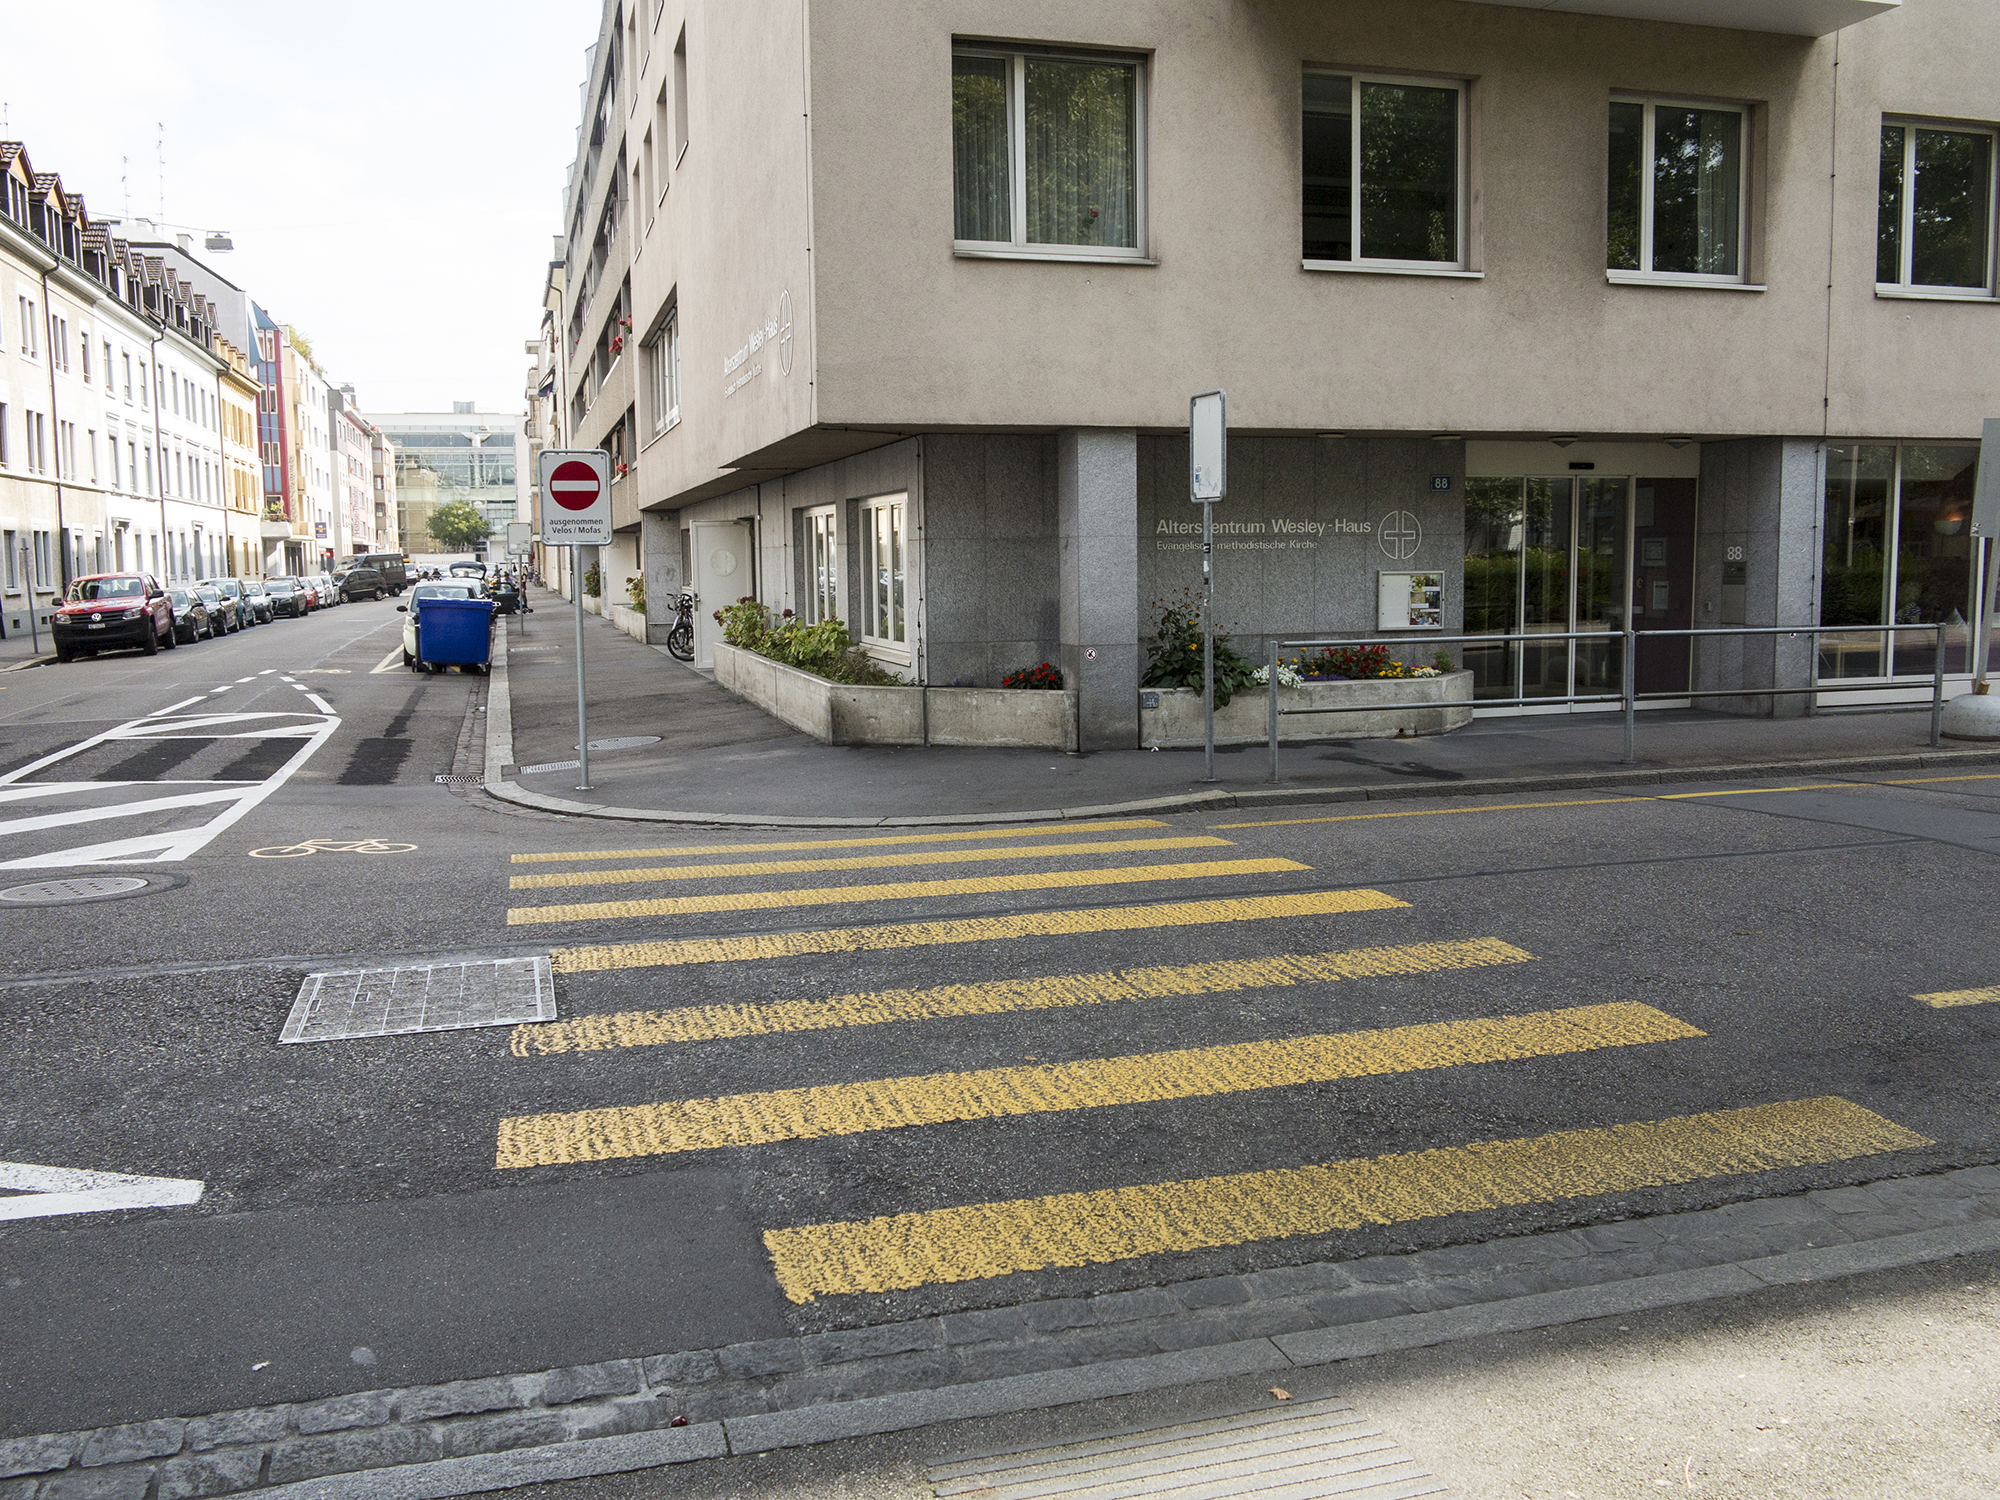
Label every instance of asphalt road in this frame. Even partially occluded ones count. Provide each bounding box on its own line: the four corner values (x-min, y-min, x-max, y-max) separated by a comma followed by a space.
1, 613, 1996, 1440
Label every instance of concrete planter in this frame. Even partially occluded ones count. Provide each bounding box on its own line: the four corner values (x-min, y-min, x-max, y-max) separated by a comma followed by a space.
1141, 671, 1475, 747
713, 643, 1078, 748
608, 602, 647, 642
926, 686, 1077, 751
582, 593, 603, 617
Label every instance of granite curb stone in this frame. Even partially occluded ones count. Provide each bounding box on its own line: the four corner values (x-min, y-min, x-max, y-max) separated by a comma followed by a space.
11, 1166, 2000, 1498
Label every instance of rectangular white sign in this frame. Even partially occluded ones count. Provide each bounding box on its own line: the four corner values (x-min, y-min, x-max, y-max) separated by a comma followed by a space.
536, 449, 613, 546
1190, 390, 1226, 503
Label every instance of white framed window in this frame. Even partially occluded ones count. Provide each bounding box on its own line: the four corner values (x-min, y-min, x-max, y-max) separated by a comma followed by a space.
80, 334, 91, 383
952, 43, 1146, 260
858, 493, 909, 653
646, 306, 680, 436
18, 297, 38, 358
123, 352, 133, 400
800, 505, 838, 624
1607, 97, 1750, 286
1303, 70, 1467, 273
102, 339, 112, 391
672, 28, 689, 164
2, 530, 14, 590
1877, 119, 1996, 298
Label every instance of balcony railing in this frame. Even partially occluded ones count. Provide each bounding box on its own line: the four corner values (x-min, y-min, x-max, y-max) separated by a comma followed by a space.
1456, 0, 1896, 37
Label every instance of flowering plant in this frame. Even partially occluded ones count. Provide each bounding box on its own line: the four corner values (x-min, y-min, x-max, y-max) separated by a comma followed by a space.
608, 334, 624, 356
1003, 661, 1063, 690
1252, 661, 1303, 689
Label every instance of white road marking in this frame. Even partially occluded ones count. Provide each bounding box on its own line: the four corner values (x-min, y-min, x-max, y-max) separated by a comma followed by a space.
260, 669, 276, 674
236, 675, 257, 683
305, 693, 335, 713
0, 787, 252, 839
0, 1160, 204, 1221
369, 645, 404, 674
140, 696, 209, 721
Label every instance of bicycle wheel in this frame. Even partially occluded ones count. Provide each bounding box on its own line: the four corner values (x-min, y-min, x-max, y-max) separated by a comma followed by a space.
666, 621, 694, 661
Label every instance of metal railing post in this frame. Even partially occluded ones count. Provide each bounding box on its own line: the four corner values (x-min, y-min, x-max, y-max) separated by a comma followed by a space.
1622, 625, 1637, 764
1268, 638, 1280, 783
1931, 623, 1946, 747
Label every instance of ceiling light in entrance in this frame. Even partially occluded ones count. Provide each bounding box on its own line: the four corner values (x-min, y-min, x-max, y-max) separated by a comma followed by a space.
1550, 436, 1580, 447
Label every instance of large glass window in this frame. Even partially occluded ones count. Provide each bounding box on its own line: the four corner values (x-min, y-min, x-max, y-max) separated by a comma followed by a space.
1877, 122, 1994, 294
800, 506, 838, 625
1303, 72, 1462, 267
646, 308, 679, 436
953, 46, 1141, 255
860, 494, 907, 648
1607, 99, 1745, 281
1819, 443, 1980, 680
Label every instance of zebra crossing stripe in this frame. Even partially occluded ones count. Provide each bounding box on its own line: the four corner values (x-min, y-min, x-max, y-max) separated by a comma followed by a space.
493, 1001, 1701, 1168
761, 1096, 1932, 1301
505, 859, 1312, 926
546, 889, 1409, 973
507, 836, 1236, 890
511, 937, 1535, 1055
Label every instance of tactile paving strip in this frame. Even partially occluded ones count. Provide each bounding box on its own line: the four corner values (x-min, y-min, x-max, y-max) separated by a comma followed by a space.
281, 956, 554, 1043
927, 1398, 1445, 1499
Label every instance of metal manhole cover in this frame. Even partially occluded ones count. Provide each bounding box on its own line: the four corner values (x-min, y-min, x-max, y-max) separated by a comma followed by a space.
281, 956, 555, 1043
928, 1398, 1444, 1499
1, 876, 154, 905
574, 736, 662, 752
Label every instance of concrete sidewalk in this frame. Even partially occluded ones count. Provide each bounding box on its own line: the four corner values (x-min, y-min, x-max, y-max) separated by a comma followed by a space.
486, 586, 2000, 826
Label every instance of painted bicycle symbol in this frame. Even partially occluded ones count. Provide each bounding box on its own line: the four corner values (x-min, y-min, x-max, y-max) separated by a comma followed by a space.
247, 838, 418, 859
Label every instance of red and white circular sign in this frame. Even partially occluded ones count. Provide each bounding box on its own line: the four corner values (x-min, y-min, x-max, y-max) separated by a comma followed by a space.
549, 460, 602, 512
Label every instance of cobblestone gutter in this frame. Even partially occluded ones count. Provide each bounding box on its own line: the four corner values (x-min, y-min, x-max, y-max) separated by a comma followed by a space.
6, 1166, 1999, 1499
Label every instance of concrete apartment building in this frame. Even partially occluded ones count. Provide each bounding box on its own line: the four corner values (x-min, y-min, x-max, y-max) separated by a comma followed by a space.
553, 0, 1996, 749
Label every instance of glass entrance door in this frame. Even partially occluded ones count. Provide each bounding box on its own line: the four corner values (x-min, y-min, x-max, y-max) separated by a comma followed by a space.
1632, 479, 1696, 694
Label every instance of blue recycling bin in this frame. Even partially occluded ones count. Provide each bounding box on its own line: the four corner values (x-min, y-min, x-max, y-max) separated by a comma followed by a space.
415, 596, 494, 670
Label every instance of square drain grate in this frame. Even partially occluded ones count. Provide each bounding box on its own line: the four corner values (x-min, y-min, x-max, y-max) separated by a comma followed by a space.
927, 1397, 1444, 1499
281, 956, 554, 1043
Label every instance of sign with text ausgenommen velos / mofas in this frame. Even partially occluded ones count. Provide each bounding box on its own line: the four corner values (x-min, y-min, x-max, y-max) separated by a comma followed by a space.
536, 449, 612, 546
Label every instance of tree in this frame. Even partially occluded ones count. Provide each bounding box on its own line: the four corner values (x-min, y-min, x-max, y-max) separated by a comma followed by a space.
426, 499, 489, 552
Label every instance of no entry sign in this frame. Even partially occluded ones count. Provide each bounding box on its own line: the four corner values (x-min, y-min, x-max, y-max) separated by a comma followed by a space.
536, 449, 612, 545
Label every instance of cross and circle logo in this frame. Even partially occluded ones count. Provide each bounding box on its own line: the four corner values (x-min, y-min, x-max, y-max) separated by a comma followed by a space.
1378, 511, 1423, 561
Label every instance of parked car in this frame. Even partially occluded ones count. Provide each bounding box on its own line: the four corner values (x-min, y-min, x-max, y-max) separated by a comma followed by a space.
51, 574, 177, 661
341, 552, 408, 594
241, 579, 274, 623
398, 580, 482, 667
315, 572, 341, 606
196, 578, 255, 630
193, 583, 237, 633
448, 562, 486, 581
336, 564, 388, 602
264, 576, 309, 617
166, 587, 216, 643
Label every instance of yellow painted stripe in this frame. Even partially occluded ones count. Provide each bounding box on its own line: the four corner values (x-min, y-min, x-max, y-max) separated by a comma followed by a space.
512, 937, 1535, 1055
1913, 984, 2000, 1008
493, 1000, 1698, 1168
548, 889, 1409, 974
1216, 797, 1646, 829
1655, 783, 1852, 799
506, 858, 1311, 927
508, 836, 1233, 890
511, 819, 1170, 864
763, 1096, 1931, 1301
1876, 773, 2000, 786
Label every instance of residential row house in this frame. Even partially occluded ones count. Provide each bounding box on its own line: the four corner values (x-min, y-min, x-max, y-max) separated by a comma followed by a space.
0, 137, 398, 637
548, 0, 2000, 749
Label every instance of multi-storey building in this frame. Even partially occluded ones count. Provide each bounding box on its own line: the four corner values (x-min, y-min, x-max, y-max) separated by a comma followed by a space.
369, 422, 400, 560
551, 0, 1999, 748
2, 140, 245, 648
216, 339, 261, 577
329, 386, 374, 555
365, 404, 524, 559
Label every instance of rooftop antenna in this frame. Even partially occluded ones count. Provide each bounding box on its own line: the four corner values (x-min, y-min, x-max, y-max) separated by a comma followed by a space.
156, 122, 165, 220
122, 157, 130, 219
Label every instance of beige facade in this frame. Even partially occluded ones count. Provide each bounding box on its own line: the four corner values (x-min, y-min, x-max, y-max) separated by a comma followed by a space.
554, 0, 1998, 747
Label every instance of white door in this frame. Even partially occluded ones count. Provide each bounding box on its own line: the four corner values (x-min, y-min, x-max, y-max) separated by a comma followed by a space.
690, 520, 752, 669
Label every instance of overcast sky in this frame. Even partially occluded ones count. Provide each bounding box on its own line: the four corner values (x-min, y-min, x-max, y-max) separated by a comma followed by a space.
4, 0, 600, 414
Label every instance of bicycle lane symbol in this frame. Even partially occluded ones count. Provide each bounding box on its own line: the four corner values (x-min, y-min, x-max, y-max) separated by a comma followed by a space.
247, 839, 418, 859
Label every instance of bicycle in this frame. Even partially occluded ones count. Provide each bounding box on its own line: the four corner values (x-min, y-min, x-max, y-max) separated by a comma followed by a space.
247, 837, 418, 859
665, 591, 695, 662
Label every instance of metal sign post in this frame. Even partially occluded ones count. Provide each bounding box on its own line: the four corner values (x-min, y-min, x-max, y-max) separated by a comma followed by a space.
1972, 418, 2000, 691
536, 449, 613, 790
1190, 391, 1227, 783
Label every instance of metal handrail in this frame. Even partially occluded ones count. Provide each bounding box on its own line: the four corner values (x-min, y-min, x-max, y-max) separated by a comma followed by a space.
1263, 622, 1951, 782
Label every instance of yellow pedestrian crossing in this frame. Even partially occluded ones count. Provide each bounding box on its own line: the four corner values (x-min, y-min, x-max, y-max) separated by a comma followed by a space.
547, 888, 1410, 973
505, 858, 1312, 926
493, 1001, 1702, 1168
507, 836, 1235, 890
1914, 984, 2000, 1008
511, 819, 1171, 863
762, 1097, 1931, 1301
511, 937, 1534, 1054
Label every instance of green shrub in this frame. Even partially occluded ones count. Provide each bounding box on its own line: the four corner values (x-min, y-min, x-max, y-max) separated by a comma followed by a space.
713, 597, 899, 685
582, 564, 602, 598
626, 575, 645, 610
1140, 590, 1257, 707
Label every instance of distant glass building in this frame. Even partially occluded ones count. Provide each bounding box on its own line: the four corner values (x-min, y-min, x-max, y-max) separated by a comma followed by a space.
363, 402, 525, 556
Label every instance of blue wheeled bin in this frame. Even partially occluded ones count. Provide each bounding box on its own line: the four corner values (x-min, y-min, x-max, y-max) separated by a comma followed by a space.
415, 596, 495, 674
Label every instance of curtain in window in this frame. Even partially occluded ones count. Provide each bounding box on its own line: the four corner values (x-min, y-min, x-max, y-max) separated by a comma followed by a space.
1025, 59, 1136, 248
1651, 108, 1739, 276
953, 56, 1011, 241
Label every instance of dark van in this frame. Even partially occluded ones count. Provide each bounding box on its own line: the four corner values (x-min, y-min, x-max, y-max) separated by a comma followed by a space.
341, 552, 408, 593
